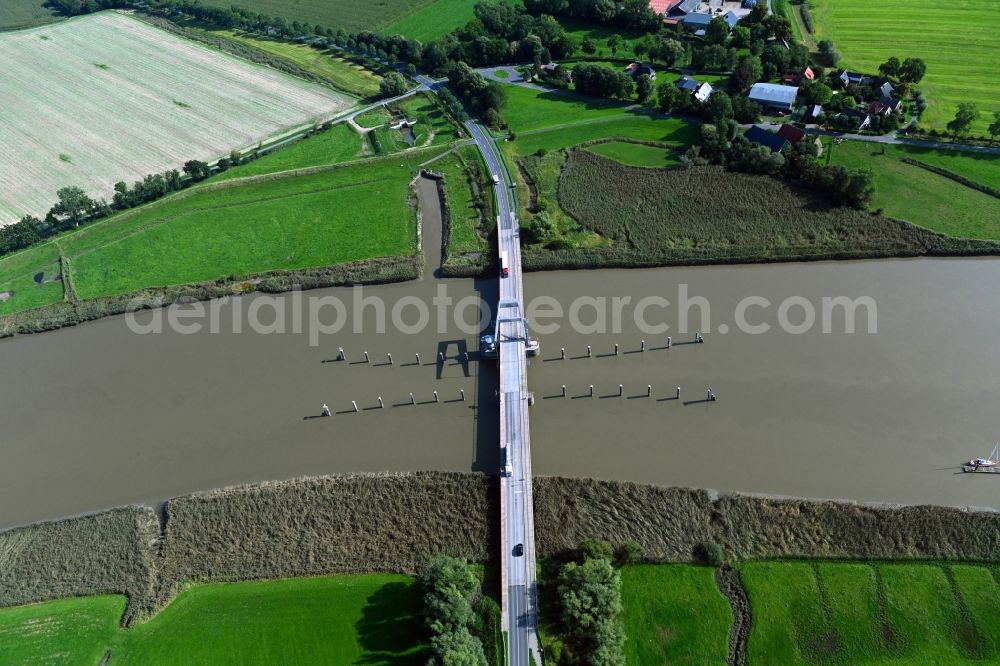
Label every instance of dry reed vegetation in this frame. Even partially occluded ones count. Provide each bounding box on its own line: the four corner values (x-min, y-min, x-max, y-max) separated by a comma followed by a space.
153, 472, 496, 610
0, 507, 157, 624
5, 473, 1000, 622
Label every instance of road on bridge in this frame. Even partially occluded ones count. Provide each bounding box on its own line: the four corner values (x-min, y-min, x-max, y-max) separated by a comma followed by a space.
465, 119, 541, 666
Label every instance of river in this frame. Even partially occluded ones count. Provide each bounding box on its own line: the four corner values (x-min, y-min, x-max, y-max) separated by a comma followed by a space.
2, 254, 1000, 528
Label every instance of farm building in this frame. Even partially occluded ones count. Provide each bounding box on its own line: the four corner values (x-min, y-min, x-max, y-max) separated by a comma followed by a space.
744, 125, 789, 152
879, 96, 903, 112
682, 12, 714, 29
723, 10, 741, 28
879, 81, 895, 99
748, 82, 798, 112
694, 82, 714, 103
676, 75, 700, 91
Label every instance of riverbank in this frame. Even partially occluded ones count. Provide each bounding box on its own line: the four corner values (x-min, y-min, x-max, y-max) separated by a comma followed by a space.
5, 472, 1000, 624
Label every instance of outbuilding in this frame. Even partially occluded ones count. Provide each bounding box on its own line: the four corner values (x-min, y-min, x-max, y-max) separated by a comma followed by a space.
748, 82, 798, 112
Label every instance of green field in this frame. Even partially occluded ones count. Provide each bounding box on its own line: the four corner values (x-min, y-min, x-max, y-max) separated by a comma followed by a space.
355, 107, 392, 129
206, 29, 384, 98
435, 146, 488, 253
193, 0, 461, 35
621, 565, 731, 665
586, 141, 684, 168
743, 561, 1000, 664
0, 0, 59, 31
0, 575, 427, 665
0, 244, 64, 316
828, 142, 1000, 239
113, 575, 427, 665
214, 123, 365, 181
384, 0, 482, 41
812, 0, 999, 134
0, 595, 125, 664
0, 150, 439, 311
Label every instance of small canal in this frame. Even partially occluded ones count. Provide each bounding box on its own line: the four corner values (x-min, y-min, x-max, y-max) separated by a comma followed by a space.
2, 223, 1000, 526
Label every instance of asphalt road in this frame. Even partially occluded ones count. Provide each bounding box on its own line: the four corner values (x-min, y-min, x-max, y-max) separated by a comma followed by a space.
464, 119, 541, 666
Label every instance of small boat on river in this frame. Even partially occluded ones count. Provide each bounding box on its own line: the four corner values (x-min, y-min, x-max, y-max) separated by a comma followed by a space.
962, 443, 1000, 473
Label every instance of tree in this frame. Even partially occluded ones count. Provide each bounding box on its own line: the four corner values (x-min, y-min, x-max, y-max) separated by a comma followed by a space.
636, 73, 654, 104
706, 15, 730, 45
582, 36, 597, 54
989, 111, 1000, 143
731, 95, 761, 123
947, 102, 979, 138
47, 186, 95, 227
878, 56, 901, 78
557, 557, 625, 665
730, 25, 751, 48
182, 160, 211, 182
806, 81, 833, 106
606, 33, 621, 55
379, 71, 409, 98
817, 39, 840, 67
730, 54, 763, 92
657, 81, 689, 113
706, 90, 734, 122
898, 57, 926, 84
648, 35, 685, 67
615, 541, 643, 566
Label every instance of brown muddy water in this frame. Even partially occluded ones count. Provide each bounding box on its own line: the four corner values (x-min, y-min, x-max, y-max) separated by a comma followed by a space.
2, 256, 1000, 528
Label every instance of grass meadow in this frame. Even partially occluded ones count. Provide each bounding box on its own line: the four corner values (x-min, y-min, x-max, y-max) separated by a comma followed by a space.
743, 561, 1000, 664
436, 146, 488, 253
585, 141, 684, 168
828, 142, 1000, 239
205, 29, 384, 98
195, 0, 439, 33
0, 12, 353, 225
0, 0, 59, 31
213, 123, 365, 181
0, 244, 64, 316
621, 565, 731, 665
811, 0, 999, 134
0, 595, 126, 664
112, 575, 427, 665
0, 575, 427, 665
0, 148, 447, 311
385, 0, 483, 42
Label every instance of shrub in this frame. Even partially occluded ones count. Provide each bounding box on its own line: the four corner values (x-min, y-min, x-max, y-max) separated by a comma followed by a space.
579, 538, 615, 562
697, 541, 725, 566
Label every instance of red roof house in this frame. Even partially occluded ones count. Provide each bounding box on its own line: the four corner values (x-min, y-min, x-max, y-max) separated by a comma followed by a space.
776, 124, 808, 144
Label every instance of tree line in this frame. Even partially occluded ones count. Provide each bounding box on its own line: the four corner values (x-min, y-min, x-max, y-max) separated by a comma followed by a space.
687, 120, 875, 209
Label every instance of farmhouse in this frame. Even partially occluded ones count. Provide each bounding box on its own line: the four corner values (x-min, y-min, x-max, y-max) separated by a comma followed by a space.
694, 82, 714, 103
838, 70, 867, 87
880, 81, 895, 99
748, 82, 798, 112
723, 10, 741, 28
782, 67, 814, 84
625, 62, 657, 80
744, 125, 789, 152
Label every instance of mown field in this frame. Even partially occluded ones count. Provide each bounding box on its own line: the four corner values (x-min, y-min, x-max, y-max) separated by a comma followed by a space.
195, 0, 443, 34
0, 575, 427, 665
203, 28, 384, 98
811, 0, 999, 134
621, 564, 731, 665
385, 0, 482, 42
0, 12, 353, 225
828, 142, 1000, 240
743, 561, 1000, 664
554, 149, 957, 261
0, 0, 59, 31
0, 97, 469, 318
